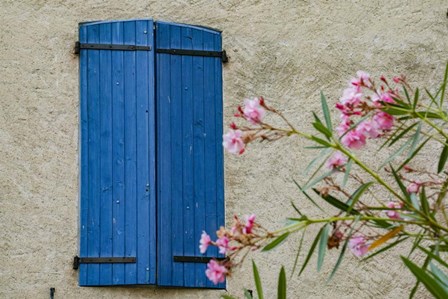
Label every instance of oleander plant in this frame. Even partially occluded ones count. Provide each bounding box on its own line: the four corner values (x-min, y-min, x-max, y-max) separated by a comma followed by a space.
201, 63, 448, 299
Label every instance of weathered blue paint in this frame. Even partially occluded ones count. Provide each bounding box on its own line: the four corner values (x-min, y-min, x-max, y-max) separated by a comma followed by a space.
156, 21, 225, 289
79, 19, 156, 286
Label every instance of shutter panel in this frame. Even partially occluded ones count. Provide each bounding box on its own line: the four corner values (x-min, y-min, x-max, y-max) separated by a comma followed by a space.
79, 19, 156, 286
156, 21, 225, 288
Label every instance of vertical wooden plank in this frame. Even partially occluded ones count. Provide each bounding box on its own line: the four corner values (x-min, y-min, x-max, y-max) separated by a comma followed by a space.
214, 32, 226, 289
123, 20, 137, 285
79, 24, 89, 286
136, 20, 155, 284
191, 28, 206, 288
111, 21, 125, 284
169, 24, 184, 286
156, 22, 172, 286
86, 24, 101, 286
180, 26, 195, 288
98, 22, 113, 286
147, 20, 157, 282
203, 31, 218, 289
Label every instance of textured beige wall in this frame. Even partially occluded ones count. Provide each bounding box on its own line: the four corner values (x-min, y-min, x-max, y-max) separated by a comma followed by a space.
1, 0, 447, 298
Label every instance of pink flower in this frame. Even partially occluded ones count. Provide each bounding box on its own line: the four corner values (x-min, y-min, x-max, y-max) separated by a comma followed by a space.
356, 120, 380, 138
199, 231, 211, 254
223, 129, 245, 155
243, 214, 256, 234
340, 87, 362, 106
349, 235, 369, 257
205, 260, 228, 284
326, 151, 348, 169
216, 236, 230, 254
372, 112, 394, 131
406, 182, 421, 194
336, 118, 351, 136
386, 201, 403, 220
341, 130, 366, 149
351, 71, 371, 88
243, 97, 266, 124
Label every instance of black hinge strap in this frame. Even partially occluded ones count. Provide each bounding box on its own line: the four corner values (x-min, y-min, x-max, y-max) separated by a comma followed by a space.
173, 256, 227, 263
73, 256, 136, 270
74, 42, 151, 54
156, 48, 228, 63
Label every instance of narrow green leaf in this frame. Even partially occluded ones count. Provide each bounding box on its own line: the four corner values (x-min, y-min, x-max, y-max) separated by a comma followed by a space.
277, 267, 287, 299
310, 135, 333, 147
409, 251, 433, 298
291, 228, 307, 276
299, 226, 324, 276
408, 122, 422, 158
263, 232, 290, 252
388, 122, 418, 147
420, 187, 431, 218
410, 193, 420, 210
347, 182, 374, 214
383, 105, 410, 116
304, 148, 331, 175
341, 158, 352, 188
313, 122, 332, 139
317, 224, 330, 272
379, 138, 412, 169
312, 189, 359, 215
408, 231, 425, 257
321, 91, 332, 130
244, 289, 253, 299
390, 166, 410, 203
418, 247, 448, 269
401, 256, 448, 299
403, 86, 412, 105
291, 200, 302, 216
252, 261, 264, 299
221, 295, 237, 299
438, 140, 448, 173
412, 88, 420, 109
363, 237, 409, 261
430, 262, 448, 288
440, 61, 448, 107
293, 179, 323, 212
303, 170, 333, 190
397, 137, 431, 171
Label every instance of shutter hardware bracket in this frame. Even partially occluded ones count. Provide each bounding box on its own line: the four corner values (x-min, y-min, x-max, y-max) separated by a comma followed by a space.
156, 48, 228, 63
73, 256, 137, 270
74, 41, 152, 54
173, 256, 227, 263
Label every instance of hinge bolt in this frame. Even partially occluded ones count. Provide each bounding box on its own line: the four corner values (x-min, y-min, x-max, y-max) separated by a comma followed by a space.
144, 30, 148, 34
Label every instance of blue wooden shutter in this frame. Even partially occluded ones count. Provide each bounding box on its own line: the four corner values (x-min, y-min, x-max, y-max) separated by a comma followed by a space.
156, 21, 225, 288
79, 19, 156, 286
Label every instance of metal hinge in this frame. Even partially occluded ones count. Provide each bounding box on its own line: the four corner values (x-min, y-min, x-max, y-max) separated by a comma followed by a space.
74, 41, 152, 54
173, 256, 227, 263
73, 256, 137, 270
156, 48, 228, 63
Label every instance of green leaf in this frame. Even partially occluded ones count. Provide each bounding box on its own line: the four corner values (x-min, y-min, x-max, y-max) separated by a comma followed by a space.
412, 88, 420, 109
321, 91, 332, 130
277, 267, 287, 299
347, 182, 374, 214
401, 256, 448, 299
310, 135, 333, 147
302, 170, 333, 190
317, 224, 330, 272
293, 179, 323, 212
383, 105, 410, 116
304, 148, 331, 175
418, 247, 448, 269
299, 226, 324, 276
409, 250, 433, 298
221, 295, 237, 299
408, 122, 422, 158
440, 61, 448, 107
341, 158, 352, 188
291, 228, 307, 276
420, 187, 432, 219
252, 261, 264, 299
379, 138, 412, 169
290, 200, 302, 216
438, 140, 448, 173
263, 232, 290, 252
313, 122, 332, 139
390, 166, 410, 203
312, 189, 359, 215
244, 289, 253, 299
388, 122, 418, 148
430, 262, 448, 288
408, 231, 424, 258
397, 137, 431, 171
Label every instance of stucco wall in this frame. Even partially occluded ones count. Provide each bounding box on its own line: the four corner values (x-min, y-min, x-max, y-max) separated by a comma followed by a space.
1, 0, 447, 298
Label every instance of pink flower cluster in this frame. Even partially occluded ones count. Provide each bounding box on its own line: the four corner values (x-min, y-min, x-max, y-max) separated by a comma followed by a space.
336, 71, 399, 149
348, 235, 369, 257
200, 214, 259, 284
326, 151, 348, 170
223, 97, 266, 155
